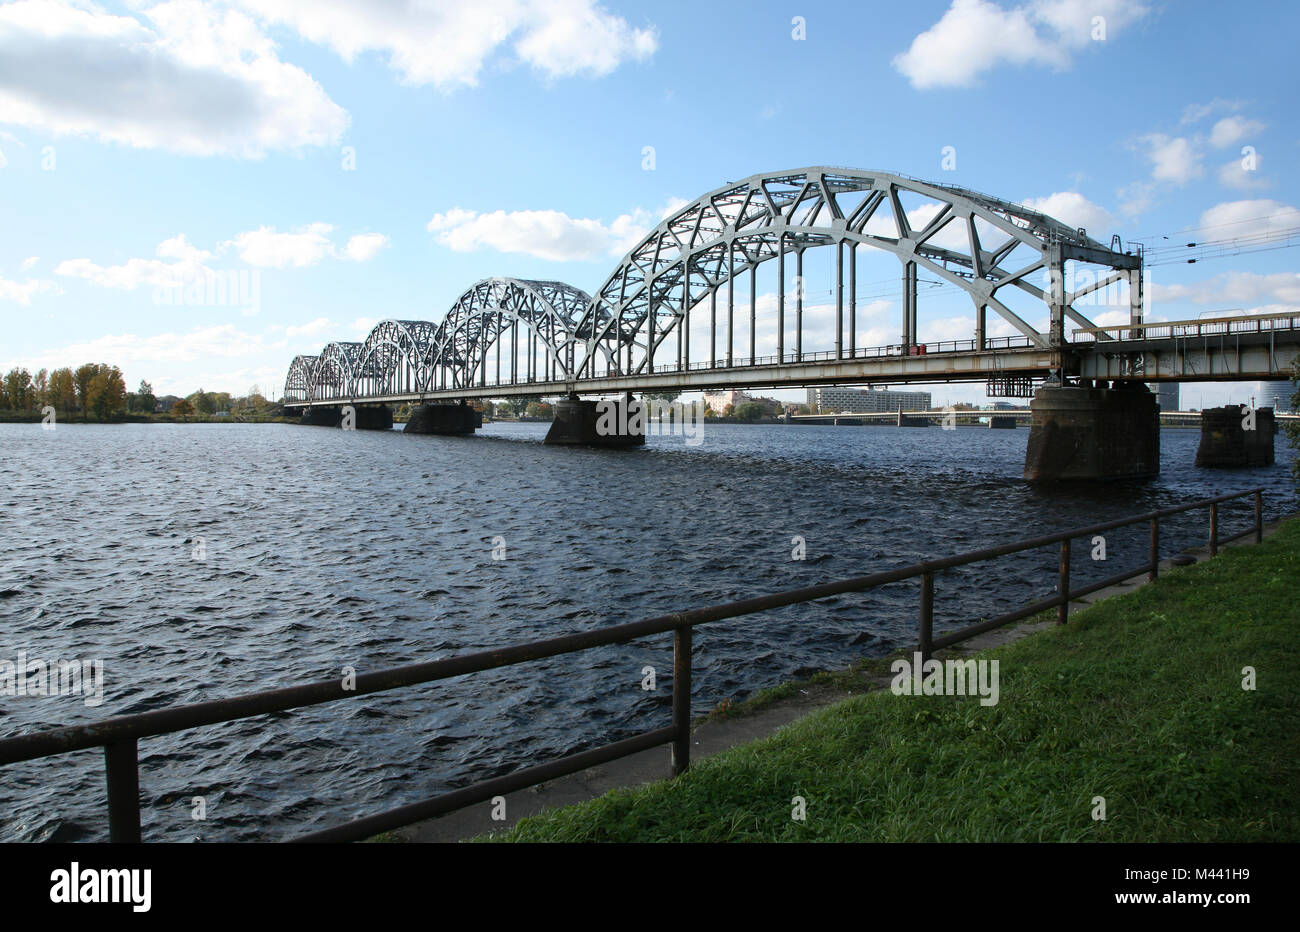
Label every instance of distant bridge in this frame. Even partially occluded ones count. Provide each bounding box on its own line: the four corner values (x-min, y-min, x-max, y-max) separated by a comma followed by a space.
790, 409, 1299, 427
283, 166, 1300, 408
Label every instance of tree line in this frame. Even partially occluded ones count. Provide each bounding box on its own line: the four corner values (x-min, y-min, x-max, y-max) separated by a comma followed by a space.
1, 364, 280, 421
1, 364, 131, 419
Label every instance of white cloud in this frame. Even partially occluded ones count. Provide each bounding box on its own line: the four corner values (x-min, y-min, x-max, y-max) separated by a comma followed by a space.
1021, 191, 1113, 235
239, 0, 656, 89
156, 234, 213, 263
1197, 199, 1300, 239
1150, 272, 1300, 306
0, 146, 6, 169
1116, 181, 1154, 221
21, 256, 38, 270
342, 233, 390, 262
1216, 157, 1269, 192
350, 316, 379, 335
426, 208, 480, 232
1209, 116, 1265, 148
14, 324, 276, 369
426, 199, 686, 262
0, 0, 348, 158
57, 224, 389, 290
226, 223, 334, 268
283, 317, 337, 339
1138, 134, 1202, 184
55, 256, 206, 290
0, 274, 57, 304
893, 0, 1148, 89
1180, 98, 1242, 126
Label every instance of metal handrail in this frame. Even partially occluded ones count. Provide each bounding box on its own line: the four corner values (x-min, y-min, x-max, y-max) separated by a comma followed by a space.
0, 489, 1264, 843
1074, 312, 1300, 343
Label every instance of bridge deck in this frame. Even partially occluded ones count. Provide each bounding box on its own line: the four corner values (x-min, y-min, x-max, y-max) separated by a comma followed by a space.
284, 314, 1300, 407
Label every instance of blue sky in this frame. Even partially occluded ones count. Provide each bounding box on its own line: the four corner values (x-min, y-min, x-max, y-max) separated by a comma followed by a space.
1, 0, 1297, 407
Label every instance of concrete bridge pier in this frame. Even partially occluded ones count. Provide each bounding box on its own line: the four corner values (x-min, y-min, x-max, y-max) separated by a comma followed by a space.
1195, 405, 1275, 467
1024, 382, 1159, 481
405, 402, 481, 435
300, 405, 341, 427
895, 410, 928, 427
545, 395, 646, 447
989, 415, 1018, 429
351, 405, 393, 430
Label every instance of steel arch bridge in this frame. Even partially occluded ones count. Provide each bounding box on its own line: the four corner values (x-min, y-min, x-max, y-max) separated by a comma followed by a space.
282, 166, 1298, 408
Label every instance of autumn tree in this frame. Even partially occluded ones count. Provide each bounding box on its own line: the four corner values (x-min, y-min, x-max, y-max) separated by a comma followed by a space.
48, 368, 76, 414
32, 369, 49, 407
172, 398, 194, 418
87, 365, 127, 419
72, 363, 100, 414
2, 368, 33, 411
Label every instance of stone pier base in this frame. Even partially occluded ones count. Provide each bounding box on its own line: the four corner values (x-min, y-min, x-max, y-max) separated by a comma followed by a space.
352, 406, 393, 430
989, 415, 1018, 429
544, 398, 646, 447
300, 406, 341, 427
1023, 382, 1159, 481
1195, 405, 1275, 467
404, 403, 481, 435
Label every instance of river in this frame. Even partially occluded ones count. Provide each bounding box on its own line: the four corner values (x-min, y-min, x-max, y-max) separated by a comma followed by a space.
0, 419, 1293, 841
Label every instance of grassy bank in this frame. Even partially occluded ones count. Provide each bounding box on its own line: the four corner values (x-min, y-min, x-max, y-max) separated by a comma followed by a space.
493, 519, 1300, 842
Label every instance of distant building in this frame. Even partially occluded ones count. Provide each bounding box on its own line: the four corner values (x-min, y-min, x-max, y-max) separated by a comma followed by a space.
806, 385, 932, 413
1147, 383, 1180, 411
702, 389, 752, 413
1260, 381, 1295, 413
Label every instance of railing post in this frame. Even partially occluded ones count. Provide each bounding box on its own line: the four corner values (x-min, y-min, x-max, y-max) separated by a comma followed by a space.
1148, 517, 1159, 581
1255, 490, 1263, 544
671, 626, 692, 777
1209, 502, 1218, 556
918, 571, 934, 663
104, 739, 141, 843
1057, 539, 1071, 625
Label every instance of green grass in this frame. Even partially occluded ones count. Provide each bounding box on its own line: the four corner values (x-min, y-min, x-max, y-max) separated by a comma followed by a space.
492, 520, 1300, 842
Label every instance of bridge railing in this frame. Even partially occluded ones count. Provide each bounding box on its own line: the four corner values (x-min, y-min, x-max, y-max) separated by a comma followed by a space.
0, 489, 1264, 843
1073, 311, 1300, 344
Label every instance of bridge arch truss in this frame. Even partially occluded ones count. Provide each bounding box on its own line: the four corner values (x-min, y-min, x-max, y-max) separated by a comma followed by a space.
283, 167, 1144, 404
570, 167, 1141, 379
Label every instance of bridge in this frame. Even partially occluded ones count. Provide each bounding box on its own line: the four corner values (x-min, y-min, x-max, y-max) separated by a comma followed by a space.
282, 166, 1300, 479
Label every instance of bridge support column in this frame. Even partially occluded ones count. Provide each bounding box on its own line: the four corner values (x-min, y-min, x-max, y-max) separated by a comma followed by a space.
1195, 405, 1275, 468
405, 402, 481, 435
352, 405, 393, 430
300, 406, 341, 427
1024, 382, 1159, 481
545, 397, 646, 447
989, 415, 1017, 429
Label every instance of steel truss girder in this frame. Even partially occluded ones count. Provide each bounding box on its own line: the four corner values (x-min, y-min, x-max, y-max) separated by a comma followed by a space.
571, 167, 1141, 377
286, 167, 1144, 402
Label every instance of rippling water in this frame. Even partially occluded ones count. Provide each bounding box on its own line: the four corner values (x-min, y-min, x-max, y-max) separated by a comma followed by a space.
0, 419, 1293, 841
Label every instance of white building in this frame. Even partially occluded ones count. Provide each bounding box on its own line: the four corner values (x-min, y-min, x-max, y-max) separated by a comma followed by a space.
806, 385, 932, 413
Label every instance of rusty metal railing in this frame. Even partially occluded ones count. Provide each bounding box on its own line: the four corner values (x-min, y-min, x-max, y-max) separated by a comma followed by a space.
0, 488, 1264, 843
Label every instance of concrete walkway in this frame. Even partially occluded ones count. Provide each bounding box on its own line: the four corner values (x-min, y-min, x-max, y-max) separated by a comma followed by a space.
395, 513, 1293, 842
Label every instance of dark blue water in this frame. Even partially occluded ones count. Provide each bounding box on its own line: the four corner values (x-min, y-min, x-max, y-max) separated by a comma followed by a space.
0, 420, 1293, 841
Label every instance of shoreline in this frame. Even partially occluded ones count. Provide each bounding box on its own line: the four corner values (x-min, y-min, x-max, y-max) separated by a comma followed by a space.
388, 510, 1298, 843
